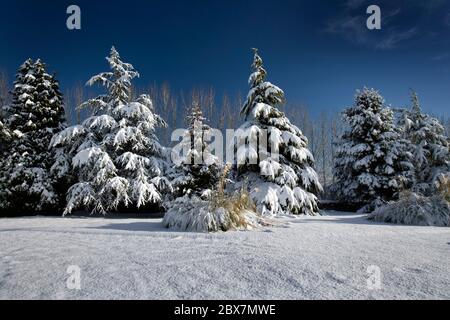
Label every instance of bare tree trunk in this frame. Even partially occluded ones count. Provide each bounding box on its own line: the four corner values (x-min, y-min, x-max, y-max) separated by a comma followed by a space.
319, 112, 328, 187
74, 84, 85, 124
330, 112, 342, 185
230, 93, 243, 129
63, 89, 74, 124
219, 94, 230, 131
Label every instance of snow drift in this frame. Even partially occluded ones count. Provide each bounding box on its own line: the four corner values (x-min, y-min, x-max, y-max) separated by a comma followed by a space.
368, 192, 450, 227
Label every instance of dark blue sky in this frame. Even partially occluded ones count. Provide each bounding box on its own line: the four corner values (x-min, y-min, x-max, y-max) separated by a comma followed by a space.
1, 0, 450, 117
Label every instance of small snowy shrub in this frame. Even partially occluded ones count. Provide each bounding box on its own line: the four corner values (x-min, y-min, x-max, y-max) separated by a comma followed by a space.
163, 165, 261, 232
163, 192, 259, 233
368, 191, 450, 227
210, 177, 259, 230
163, 196, 225, 232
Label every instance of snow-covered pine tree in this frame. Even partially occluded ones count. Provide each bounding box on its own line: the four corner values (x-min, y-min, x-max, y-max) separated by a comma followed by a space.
399, 91, 450, 194
171, 101, 220, 198
0, 59, 67, 214
333, 88, 414, 209
235, 48, 322, 216
51, 47, 171, 215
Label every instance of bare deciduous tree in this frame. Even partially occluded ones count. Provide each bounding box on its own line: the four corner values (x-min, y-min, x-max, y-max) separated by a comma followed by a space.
318, 112, 329, 186
0, 70, 9, 118
64, 84, 86, 124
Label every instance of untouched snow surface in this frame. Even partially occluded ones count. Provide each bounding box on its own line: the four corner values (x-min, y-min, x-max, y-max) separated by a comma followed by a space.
0, 211, 449, 300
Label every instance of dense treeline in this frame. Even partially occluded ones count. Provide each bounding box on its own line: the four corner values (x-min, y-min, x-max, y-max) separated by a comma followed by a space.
60, 81, 450, 192
3, 71, 449, 192
0, 48, 449, 228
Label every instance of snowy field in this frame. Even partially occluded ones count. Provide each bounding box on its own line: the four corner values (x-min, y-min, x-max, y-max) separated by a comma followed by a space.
0, 211, 449, 300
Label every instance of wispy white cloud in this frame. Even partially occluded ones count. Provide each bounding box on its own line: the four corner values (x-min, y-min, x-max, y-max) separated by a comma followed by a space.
376, 27, 417, 49
325, 15, 367, 45
324, 3, 417, 50
431, 53, 450, 61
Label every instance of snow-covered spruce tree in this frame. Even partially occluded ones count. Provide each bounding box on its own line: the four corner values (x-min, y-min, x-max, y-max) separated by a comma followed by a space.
0, 59, 67, 214
333, 88, 414, 210
171, 101, 220, 198
234, 48, 322, 216
51, 47, 171, 215
399, 91, 450, 194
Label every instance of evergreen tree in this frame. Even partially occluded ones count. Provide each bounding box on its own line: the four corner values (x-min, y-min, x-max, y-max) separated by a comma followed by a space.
399, 91, 450, 194
0, 59, 67, 213
51, 47, 171, 215
333, 88, 414, 208
235, 49, 322, 216
171, 101, 220, 198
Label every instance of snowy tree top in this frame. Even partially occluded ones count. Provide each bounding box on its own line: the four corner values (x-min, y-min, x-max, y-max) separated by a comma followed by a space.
7, 58, 65, 133
410, 90, 421, 114
186, 101, 207, 130
85, 46, 140, 111
240, 48, 285, 119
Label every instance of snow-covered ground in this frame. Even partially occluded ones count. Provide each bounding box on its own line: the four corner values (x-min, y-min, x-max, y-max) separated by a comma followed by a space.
0, 211, 449, 300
